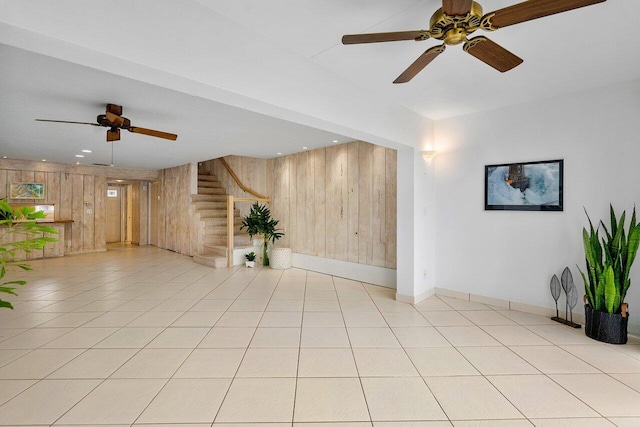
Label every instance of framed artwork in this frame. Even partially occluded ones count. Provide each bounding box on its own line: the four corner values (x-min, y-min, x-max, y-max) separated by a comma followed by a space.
10, 182, 45, 199
485, 159, 563, 211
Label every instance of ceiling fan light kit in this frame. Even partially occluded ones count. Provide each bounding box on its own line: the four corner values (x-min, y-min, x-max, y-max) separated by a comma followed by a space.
342, 0, 606, 83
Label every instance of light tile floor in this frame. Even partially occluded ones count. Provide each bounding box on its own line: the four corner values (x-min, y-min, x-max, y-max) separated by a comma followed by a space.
0, 245, 640, 426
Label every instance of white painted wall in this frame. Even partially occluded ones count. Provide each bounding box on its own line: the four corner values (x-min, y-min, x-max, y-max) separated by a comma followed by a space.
433, 78, 640, 334
396, 122, 437, 303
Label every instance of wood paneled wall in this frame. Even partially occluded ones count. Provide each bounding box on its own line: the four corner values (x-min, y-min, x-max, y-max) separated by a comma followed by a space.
152, 163, 195, 255
209, 142, 397, 269
266, 141, 396, 269
0, 167, 105, 254
131, 182, 149, 246
0, 159, 159, 255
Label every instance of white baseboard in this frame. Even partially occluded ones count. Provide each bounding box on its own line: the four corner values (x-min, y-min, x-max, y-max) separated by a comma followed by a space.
291, 253, 396, 288
433, 289, 639, 337
434, 287, 469, 300
396, 288, 435, 304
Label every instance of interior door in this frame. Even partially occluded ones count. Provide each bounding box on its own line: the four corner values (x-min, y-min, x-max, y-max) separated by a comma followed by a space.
106, 186, 122, 243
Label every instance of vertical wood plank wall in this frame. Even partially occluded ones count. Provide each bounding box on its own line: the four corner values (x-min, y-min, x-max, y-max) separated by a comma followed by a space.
0, 159, 158, 255
152, 163, 194, 256
209, 141, 397, 269
130, 182, 149, 246
0, 168, 106, 254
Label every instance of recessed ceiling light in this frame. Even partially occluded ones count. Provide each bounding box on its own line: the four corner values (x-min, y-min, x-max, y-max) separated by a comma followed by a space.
75, 154, 84, 158
302, 146, 308, 150
82, 149, 92, 153
333, 140, 338, 143
76, 162, 80, 165
42, 159, 46, 162
277, 152, 282, 155
2, 156, 6, 159
116, 180, 123, 182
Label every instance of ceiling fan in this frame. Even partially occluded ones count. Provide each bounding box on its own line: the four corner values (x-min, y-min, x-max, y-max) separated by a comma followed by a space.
342, 0, 606, 83
36, 104, 178, 142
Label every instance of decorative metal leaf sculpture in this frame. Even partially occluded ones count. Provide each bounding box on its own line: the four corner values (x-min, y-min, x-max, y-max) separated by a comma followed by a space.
561, 267, 573, 295
568, 284, 578, 323
561, 267, 574, 322
550, 274, 561, 318
568, 283, 578, 309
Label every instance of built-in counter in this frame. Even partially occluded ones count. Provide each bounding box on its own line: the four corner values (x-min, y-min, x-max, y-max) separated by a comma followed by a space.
1, 220, 72, 259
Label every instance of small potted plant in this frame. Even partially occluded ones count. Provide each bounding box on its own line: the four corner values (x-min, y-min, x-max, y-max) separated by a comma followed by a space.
578, 205, 639, 344
245, 251, 256, 268
240, 202, 284, 266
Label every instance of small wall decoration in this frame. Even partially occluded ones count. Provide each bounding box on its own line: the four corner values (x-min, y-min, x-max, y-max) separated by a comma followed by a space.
10, 182, 45, 199
485, 159, 563, 211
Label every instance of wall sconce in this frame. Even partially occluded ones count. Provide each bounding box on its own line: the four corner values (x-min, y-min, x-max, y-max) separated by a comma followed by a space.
421, 150, 437, 161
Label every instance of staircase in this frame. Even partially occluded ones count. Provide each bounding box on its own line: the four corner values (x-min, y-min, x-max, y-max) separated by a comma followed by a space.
191, 172, 253, 268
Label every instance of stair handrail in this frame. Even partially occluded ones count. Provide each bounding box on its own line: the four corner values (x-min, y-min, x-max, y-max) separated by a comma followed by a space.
218, 157, 269, 201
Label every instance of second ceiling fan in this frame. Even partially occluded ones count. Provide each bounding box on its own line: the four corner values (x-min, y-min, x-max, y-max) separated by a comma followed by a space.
342, 0, 606, 83
36, 104, 178, 142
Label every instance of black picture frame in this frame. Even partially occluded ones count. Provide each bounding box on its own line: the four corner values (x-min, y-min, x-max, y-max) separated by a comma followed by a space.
485, 159, 563, 211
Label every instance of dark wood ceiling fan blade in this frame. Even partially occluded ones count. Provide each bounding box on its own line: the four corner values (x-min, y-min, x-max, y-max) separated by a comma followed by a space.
442, 0, 473, 16
464, 36, 523, 72
393, 45, 446, 84
485, 0, 606, 29
128, 126, 178, 141
107, 128, 120, 142
35, 119, 100, 126
342, 31, 427, 45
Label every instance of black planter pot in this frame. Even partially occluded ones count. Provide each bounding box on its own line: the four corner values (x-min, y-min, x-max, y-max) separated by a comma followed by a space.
584, 303, 629, 344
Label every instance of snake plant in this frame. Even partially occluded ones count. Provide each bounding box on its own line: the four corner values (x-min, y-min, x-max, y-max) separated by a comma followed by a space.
578, 205, 640, 314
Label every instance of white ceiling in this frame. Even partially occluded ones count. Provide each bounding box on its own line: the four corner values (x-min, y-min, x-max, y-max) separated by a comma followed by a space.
0, 0, 637, 170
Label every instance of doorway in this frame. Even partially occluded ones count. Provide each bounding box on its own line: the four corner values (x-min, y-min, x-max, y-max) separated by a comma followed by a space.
106, 185, 132, 243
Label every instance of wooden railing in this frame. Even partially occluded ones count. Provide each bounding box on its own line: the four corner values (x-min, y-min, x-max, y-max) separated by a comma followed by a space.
218, 157, 268, 199
226, 195, 270, 267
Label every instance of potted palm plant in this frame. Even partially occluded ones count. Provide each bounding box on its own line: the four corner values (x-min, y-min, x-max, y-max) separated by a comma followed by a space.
578, 205, 640, 344
240, 202, 284, 266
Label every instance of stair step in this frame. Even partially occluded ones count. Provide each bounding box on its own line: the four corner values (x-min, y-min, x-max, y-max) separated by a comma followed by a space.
204, 225, 245, 235
193, 201, 227, 210
198, 180, 224, 188
198, 187, 226, 195
197, 210, 228, 219
193, 252, 227, 268
202, 217, 227, 226
202, 245, 227, 258
191, 194, 227, 202
198, 174, 221, 182
205, 235, 252, 246
201, 217, 243, 226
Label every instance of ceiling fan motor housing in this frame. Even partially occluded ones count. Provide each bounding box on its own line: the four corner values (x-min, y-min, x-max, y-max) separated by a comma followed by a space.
97, 114, 130, 129
430, 1, 483, 44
